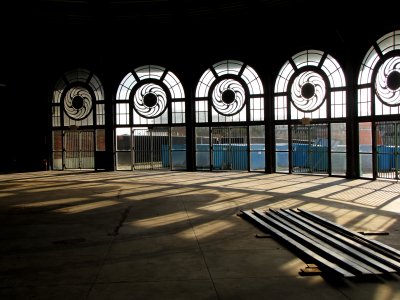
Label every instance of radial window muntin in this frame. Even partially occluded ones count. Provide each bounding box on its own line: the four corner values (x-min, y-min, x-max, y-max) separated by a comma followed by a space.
131, 79, 171, 119
274, 49, 346, 121
374, 54, 400, 106
358, 31, 400, 117
210, 75, 249, 116
62, 82, 95, 121
288, 68, 328, 113
115, 65, 185, 126
52, 68, 105, 127
195, 59, 264, 123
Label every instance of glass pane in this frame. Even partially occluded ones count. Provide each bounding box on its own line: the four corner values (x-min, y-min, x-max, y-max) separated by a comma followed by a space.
116, 128, 131, 151
96, 129, 106, 151
52, 151, 63, 170
275, 125, 288, 172
250, 97, 264, 121
250, 151, 264, 171
171, 127, 186, 170
52, 130, 62, 151
52, 106, 60, 127
196, 127, 210, 170
331, 123, 346, 152
331, 152, 346, 176
96, 104, 105, 125
360, 153, 373, 178
164, 72, 185, 99
116, 152, 131, 170
250, 125, 265, 171
275, 125, 288, 150
359, 122, 372, 152
276, 151, 289, 172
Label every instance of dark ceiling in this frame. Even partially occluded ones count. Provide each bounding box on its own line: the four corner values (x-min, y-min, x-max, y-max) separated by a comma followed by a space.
5, 0, 399, 31
0, 0, 399, 75
2, 0, 395, 53
26, 0, 317, 26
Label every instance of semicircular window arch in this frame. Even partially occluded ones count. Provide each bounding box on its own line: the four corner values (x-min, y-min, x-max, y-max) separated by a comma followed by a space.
115, 65, 186, 126
52, 68, 105, 127
195, 59, 265, 123
358, 30, 400, 117
274, 49, 346, 121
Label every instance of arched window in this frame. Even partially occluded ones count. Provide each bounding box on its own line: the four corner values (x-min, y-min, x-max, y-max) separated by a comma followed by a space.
115, 65, 186, 171
52, 68, 105, 127
357, 30, 400, 179
274, 49, 346, 121
358, 30, 400, 117
51, 68, 105, 170
274, 50, 347, 175
116, 65, 185, 126
194, 60, 265, 171
195, 59, 264, 123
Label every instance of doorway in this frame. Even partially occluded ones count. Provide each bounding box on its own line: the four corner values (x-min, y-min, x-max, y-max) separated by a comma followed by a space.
63, 130, 95, 169
291, 124, 329, 174
376, 121, 400, 180
132, 127, 170, 170
211, 127, 248, 171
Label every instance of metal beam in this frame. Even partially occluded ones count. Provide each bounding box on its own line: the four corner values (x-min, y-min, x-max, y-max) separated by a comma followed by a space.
240, 209, 355, 278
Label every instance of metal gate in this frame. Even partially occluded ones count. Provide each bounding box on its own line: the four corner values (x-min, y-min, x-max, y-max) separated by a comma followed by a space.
291, 124, 328, 174
63, 130, 95, 169
211, 127, 248, 170
376, 122, 400, 180
132, 127, 170, 170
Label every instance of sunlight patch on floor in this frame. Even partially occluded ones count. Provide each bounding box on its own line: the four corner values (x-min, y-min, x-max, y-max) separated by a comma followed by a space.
130, 211, 201, 228
279, 257, 304, 274
14, 197, 90, 208
198, 200, 239, 212
53, 200, 120, 214
354, 190, 399, 207
303, 185, 346, 198
266, 198, 304, 209
351, 213, 397, 232
268, 182, 319, 194
180, 219, 235, 239
373, 283, 400, 300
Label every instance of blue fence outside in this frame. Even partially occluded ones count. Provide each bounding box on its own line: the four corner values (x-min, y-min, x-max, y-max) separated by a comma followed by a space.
377, 145, 398, 172
212, 144, 248, 169
162, 144, 186, 168
158, 143, 399, 173
292, 143, 328, 171
250, 144, 265, 170
162, 144, 266, 170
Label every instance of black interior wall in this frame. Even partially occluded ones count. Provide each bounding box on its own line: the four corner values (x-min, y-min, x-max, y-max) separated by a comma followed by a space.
0, 0, 399, 172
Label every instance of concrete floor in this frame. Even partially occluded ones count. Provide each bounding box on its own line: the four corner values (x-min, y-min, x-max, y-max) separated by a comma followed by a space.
1, 170, 400, 300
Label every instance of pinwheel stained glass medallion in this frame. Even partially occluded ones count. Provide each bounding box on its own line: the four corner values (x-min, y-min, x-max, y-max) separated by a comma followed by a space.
133, 83, 168, 118
212, 78, 246, 116
290, 71, 326, 112
63, 86, 93, 121
375, 56, 400, 106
